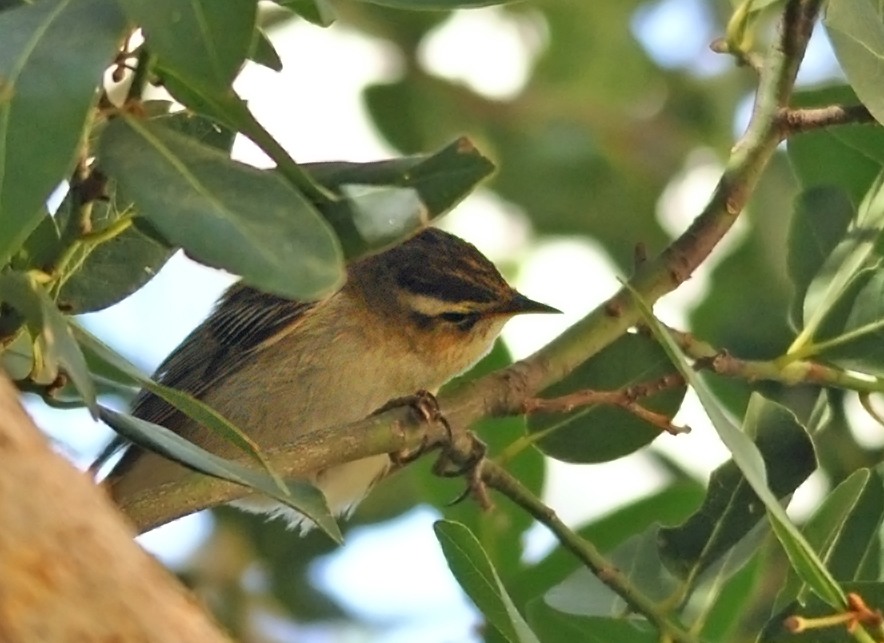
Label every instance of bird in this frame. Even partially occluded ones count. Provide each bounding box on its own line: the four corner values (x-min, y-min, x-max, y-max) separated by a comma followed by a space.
102, 227, 560, 528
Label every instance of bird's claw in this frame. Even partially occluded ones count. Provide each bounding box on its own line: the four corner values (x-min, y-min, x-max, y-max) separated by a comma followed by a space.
381, 390, 447, 467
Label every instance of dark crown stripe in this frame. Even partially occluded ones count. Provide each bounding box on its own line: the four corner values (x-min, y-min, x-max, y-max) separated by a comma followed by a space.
396, 271, 497, 303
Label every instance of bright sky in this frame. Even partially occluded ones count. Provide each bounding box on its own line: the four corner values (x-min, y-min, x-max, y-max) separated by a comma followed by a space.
24, 3, 853, 642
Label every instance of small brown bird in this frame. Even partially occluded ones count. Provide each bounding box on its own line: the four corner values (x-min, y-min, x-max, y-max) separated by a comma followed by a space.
104, 227, 559, 527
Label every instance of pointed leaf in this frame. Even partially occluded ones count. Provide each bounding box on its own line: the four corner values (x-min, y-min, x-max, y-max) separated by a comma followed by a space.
658, 394, 815, 584
434, 520, 541, 643
0, 272, 96, 413
512, 482, 704, 607
786, 188, 854, 328
825, 0, 884, 128
100, 406, 342, 542
0, 0, 125, 265
305, 138, 495, 261
633, 292, 847, 609
775, 469, 869, 611
117, 0, 255, 92
528, 333, 686, 463
72, 322, 287, 493
98, 117, 343, 300
798, 170, 884, 353
776, 468, 884, 612
357, 0, 523, 9
527, 600, 656, 643
276, 0, 336, 26
815, 268, 884, 374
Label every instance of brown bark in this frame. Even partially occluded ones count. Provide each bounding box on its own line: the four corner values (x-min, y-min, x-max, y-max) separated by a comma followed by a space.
0, 373, 231, 643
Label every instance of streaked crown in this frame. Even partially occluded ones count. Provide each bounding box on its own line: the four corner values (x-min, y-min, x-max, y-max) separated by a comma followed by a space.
353, 228, 559, 329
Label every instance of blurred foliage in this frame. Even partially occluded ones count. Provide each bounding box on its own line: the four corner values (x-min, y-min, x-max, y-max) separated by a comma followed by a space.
6, 0, 884, 642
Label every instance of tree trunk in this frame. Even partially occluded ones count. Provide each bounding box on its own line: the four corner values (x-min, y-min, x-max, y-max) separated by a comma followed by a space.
0, 373, 231, 643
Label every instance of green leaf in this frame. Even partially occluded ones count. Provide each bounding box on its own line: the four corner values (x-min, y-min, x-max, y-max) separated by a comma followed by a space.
789, 86, 884, 205
304, 138, 496, 261
813, 268, 884, 374
699, 553, 766, 643
797, 170, 884, 351
421, 342, 543, 582
249, 29, 283, 72
825, 0, 884, 128
357, 0, 521, 9
633, 292, 847, 610
0, 272, 96, 413
434, 520, 541, 643
775, 470, 869, 611
0, 328, 32, 380
545, 527, 681, 616
658, 394, 815, 586
274, 0, 336, 26
527, 333, 686, 463
117, 0, 255, 92
97, 117, 343, 300
99, 406, 342, 543
511, 482, 704, 607
786, 188, 855, 328
56, 201, 174, 314
527, 599, 656, 643
0, 0, 125, 266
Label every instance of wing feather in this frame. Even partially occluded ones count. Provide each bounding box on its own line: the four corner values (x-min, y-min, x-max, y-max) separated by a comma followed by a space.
105, 283, 315, 478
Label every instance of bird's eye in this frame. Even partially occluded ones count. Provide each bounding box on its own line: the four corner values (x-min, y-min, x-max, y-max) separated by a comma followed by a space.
439, 311, 480, 329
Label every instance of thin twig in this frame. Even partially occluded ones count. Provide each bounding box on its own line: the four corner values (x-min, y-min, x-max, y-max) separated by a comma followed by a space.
665, 325, 884, 394
522, 373, 689, 435
777, 104, 875, 139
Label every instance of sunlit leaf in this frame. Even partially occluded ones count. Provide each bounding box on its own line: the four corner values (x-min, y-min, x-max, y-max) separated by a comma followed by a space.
528, 333, 686, 463
786, 188, 854, 328
826, 0, 884, 127
304, 138, 495, 261
117, 0, 255, 92
98, 117, 343, 300
511, 482, 704, 607
100, 406, 342, 542
435, 520, 541, 643
249, 30, 283, 72
275, 0, 336, 26
0, 0, 125, 266
72, 323, 288, 493
527, 598, 656, 643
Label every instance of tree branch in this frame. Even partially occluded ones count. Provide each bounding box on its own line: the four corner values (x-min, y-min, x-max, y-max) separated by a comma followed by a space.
117, 0, 825, 537
777, 104, 875, 139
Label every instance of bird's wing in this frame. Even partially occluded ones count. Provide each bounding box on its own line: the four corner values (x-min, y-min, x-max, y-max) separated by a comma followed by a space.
103, 283, 316, 477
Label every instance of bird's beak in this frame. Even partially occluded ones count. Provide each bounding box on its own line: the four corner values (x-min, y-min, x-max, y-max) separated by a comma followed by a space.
493, 292, 562, 315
